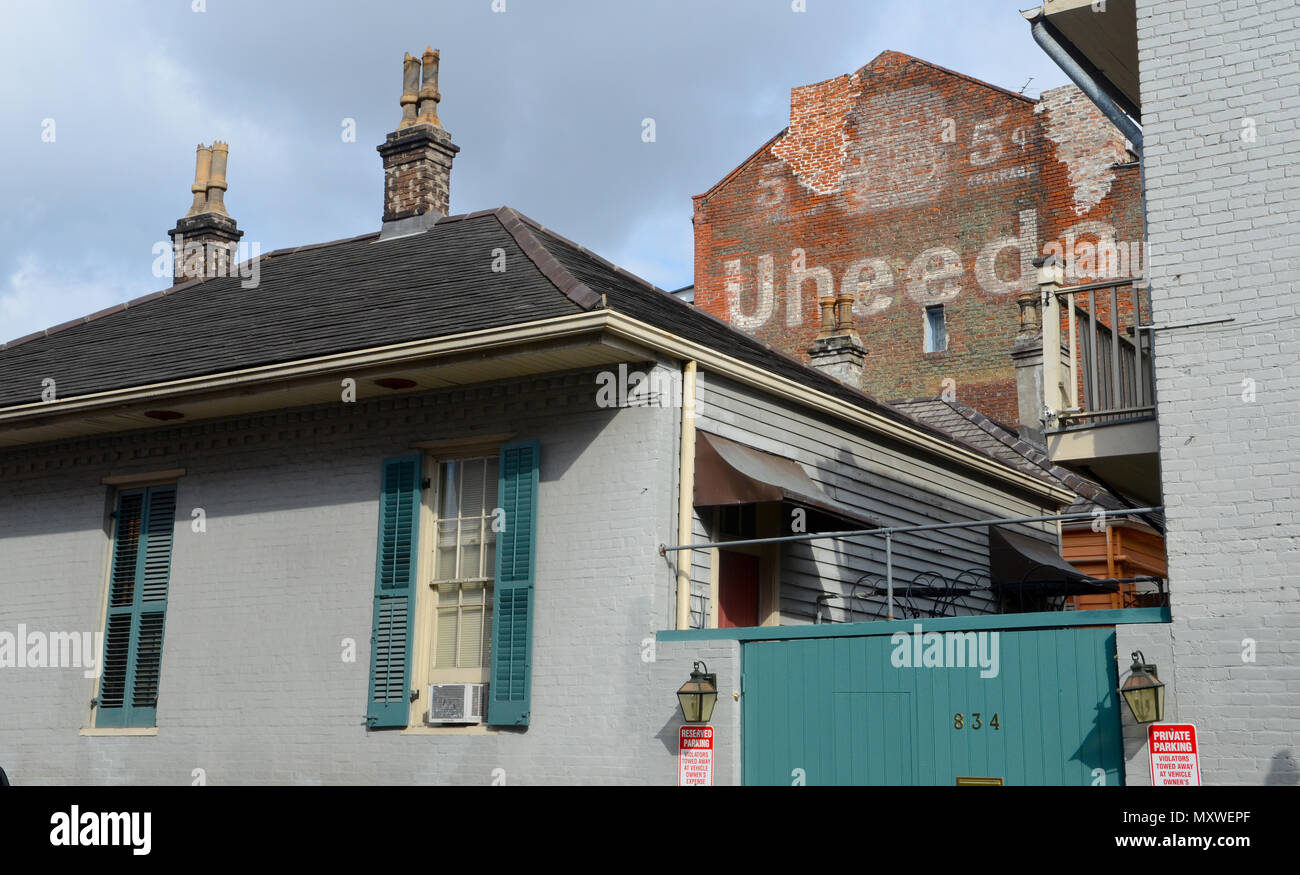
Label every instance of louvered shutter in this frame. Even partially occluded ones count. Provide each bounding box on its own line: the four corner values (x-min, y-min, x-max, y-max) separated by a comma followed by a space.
96, 485, 177, 728
366, 455, 422, 728
488, 440, 539, 726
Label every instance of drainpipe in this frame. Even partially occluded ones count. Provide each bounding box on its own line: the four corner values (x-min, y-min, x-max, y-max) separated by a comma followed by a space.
675, 360, 698, 630
1029, 18, 1142, 153
1029, 7, 1155, 424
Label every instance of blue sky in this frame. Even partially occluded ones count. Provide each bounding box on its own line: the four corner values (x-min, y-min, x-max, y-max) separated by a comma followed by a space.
0, 0, 1070, 343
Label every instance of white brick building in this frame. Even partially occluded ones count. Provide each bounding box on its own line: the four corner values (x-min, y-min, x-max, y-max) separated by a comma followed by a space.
1027, 0, 1300, 784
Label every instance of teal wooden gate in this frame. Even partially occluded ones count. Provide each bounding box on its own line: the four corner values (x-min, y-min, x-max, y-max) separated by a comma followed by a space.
741, 625, 1124, 785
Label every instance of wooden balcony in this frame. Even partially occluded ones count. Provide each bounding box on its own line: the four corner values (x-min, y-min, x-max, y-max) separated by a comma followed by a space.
1040, 266, 1161, 504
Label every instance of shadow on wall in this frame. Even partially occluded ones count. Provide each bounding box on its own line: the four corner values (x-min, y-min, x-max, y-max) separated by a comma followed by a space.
1266, 749, 1298, 786
1069, 699, 1122, 784
655, 713, 687, 757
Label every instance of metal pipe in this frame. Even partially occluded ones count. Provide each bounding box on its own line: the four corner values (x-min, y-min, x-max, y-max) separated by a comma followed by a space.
659, 506, 1164, 554
885, 531, 895, 620
1067, 296, 1079, 409
1089, 288, 1100, 414
1030, 18, 1143, 151
674, 361, 698, 630
1110, 285, 1122, 411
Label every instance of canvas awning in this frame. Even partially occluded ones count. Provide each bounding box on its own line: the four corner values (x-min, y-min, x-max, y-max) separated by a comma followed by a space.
693, 430, 877, 528
988, 525, 1119, 597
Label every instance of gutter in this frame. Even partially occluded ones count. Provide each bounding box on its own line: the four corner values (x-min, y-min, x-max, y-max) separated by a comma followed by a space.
1026, 13, 1143, 152
0, 309, 1076, 507
601, 312, 1079, 507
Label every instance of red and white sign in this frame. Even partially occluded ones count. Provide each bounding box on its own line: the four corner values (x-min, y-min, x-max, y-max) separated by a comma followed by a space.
679, 726, 714, 786
1149, 723, 1201, 786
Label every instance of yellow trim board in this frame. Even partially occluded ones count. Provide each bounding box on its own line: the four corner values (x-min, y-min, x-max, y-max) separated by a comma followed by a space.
80, 727, 158, 737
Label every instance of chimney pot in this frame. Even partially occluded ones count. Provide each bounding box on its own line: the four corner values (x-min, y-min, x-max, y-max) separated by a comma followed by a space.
205, 141, 231, 217
808, 294, 865, 387
397, 52, 420, 130
169, 140, 242, 285
416, 47, 442, 128
378, 47, 459, 234
816, 296, 836, 338
184, 144, 213, 217
834, 293, 856, 333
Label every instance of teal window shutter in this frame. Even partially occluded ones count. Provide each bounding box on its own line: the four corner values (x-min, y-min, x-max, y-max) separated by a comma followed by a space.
96, 484, 177, 728
367, 455, 422, 728
488, 440, 540, 726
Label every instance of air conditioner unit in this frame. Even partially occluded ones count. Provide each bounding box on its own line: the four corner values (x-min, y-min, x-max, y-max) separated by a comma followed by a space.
426, 683, 488, 724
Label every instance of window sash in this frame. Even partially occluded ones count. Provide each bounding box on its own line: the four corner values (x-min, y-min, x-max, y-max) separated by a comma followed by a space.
429, 455, 498, 682
925, 305, 947, 353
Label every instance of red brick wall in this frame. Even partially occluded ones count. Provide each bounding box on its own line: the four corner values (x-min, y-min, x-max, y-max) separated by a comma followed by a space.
693, 51, 1144, 427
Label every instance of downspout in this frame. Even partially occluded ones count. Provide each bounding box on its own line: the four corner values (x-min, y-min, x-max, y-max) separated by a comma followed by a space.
675, 360, 698, 630
1029, 17, 1143, 152
1029, 9, 1155, 448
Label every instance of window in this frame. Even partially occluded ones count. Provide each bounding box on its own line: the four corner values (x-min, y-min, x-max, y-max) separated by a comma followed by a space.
95, 484, 177, 729
431, 455, 498, 683
924, 305, 947, 353
365, 442, 539, 729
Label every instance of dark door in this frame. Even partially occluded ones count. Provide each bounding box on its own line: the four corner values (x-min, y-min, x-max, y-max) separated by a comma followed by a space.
718, 551, 760, 628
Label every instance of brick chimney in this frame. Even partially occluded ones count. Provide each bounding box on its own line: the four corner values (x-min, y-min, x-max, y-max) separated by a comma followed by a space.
168, 142, 243, 285
377, 47, 459, 238
807, 294, 865, 387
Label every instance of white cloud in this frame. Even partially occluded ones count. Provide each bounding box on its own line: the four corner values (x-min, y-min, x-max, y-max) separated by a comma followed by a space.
0, 255, 148, 345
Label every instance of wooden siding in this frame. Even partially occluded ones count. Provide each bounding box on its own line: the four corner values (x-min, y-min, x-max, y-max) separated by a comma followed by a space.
1063, 523, 1168, 610
692, 373, 1065, 625
741, 626, 1125, 785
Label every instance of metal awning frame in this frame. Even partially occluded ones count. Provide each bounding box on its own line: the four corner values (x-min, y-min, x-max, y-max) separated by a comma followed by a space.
659, 506, 1164, 620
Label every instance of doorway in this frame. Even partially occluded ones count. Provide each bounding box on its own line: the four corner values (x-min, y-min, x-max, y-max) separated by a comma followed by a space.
718, 550, 760, 628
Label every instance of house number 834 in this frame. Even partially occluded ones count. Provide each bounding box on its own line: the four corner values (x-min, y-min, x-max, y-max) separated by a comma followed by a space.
954, 712, 1000, 730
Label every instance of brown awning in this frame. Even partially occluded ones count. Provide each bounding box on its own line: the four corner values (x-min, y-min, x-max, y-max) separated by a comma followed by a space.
694, 430, 877, 528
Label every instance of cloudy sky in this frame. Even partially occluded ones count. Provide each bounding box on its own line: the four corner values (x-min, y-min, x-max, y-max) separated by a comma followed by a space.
0, 0, 1071, 344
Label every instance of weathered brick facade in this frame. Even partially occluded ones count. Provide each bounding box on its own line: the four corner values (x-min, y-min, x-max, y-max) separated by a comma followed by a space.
693, 51, 1145, 427
378, 126, 459, 222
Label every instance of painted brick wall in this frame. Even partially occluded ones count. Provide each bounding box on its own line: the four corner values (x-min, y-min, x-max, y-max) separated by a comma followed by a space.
0, 368, 741, 785
1137, 0, 1300, 785
693, 51, 1144, 426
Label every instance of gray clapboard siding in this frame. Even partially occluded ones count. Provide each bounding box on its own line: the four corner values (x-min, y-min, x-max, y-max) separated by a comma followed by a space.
692, 373, 1063, 624
689, 507, 711, 628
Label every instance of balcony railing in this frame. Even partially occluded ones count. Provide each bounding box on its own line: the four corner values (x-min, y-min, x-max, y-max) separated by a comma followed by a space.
1041, 271, 1156, 430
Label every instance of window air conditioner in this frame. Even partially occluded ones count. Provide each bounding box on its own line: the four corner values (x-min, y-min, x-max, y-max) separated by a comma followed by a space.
426, 683, 488, 724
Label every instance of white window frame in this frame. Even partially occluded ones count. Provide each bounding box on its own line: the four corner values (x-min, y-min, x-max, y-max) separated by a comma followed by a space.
924, 304, 947, 353
427, 451, 498, 686
408, 446, 502, 730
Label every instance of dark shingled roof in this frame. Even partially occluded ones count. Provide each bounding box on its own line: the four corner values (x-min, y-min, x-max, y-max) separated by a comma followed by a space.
0, 206, 1061, 493
889, 397, 1163, 528
0, 209, 923, 428
0, 211, 578, 407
